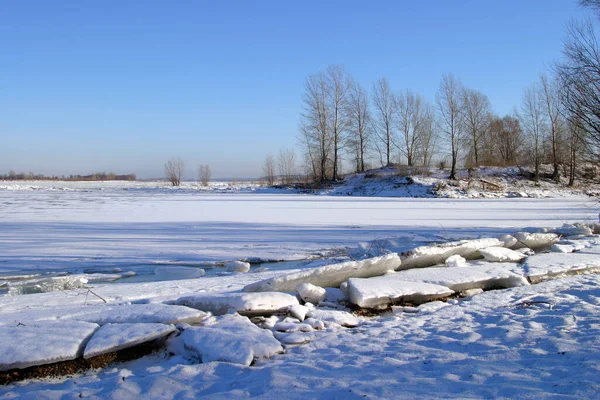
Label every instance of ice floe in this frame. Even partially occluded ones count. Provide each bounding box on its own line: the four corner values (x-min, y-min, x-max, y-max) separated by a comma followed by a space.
243, 254, 400, 292
169, 314, 283, 366
173, 292, 299, 316
399, 238, 503, 269
83, 323, 176, 359
0, 321, 98, 371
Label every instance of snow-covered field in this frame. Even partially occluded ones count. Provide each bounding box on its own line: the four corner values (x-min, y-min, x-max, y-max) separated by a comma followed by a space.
1, 181, 600, 398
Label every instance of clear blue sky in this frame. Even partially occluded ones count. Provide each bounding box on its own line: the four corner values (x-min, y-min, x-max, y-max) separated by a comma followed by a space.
0, 0, 592, 179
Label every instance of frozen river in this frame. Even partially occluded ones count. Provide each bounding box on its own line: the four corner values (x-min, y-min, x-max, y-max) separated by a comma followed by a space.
0, 182, 597, 281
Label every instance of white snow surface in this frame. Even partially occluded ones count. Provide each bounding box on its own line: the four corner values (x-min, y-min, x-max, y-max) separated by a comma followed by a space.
1, 185, 600, 397
347, 275, 454, 308
513, 231, 559, 249
173, 292, 299, 315
296, 283, 327, 304
479, 246, 527, 262
0, 321, 99, 371
168, 314, 283, 366
243, 254, 400, 292
400, 238, 504, 269
395, 262, 530, 292
83, 323, 177, 359
0, 303, 207, 327
523, 252, 600, 283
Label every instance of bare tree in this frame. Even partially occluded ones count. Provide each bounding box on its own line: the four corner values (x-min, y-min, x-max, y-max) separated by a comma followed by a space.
461, 87, 491, 167
419, 104, 438, 167
566, 117, 585, 186
556, 19, 600, 165
436, 73, 464, 180
198, 164, 211, 186
372, 77, 396, 166
299, 72, 330, 182
165, 157, 184, 186
277, 148, 296, 184
263, 153, 276, 185
326, 65, 350, 181
496, 115, 523, 166
539, 74, 563, 181
395, 90, 428, 166
346, 79, 371, 173
519, 85, 545, 181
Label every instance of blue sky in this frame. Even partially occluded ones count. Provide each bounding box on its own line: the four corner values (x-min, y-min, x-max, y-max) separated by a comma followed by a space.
0, 0, 592, 179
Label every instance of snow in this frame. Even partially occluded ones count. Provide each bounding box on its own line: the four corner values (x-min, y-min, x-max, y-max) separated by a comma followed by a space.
523, 252, 600, 283
444, 254, 466, 267
395, 263, 530, 292
1, 183, 600, 397
168, 314, 283, 366
399, 238, 504, 269
296, 283, 326, 304
552, 223, 593, 237
304, 309, 361, 327
172, 292, 299, 316
513, 231, 559, 249
0, 321, 98, 371
243, 254, 400, 292
347, 275, 454, 308
478, 246, 527, 262
225, 260, 251, 273
0, 303, 208, 327
83, 323, 177, 359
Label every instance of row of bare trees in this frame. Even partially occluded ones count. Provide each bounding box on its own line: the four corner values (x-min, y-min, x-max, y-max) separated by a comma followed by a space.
164, 157, 212, 186
296, 65, 530, 183
268, 1, 600, 186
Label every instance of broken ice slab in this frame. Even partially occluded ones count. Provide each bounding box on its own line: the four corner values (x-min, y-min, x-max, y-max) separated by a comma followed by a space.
523, 252, 600, 283
347, 275, 453, 309
243, 254, 400, 292
399, 238, 504, 269
173, 292, 299, 316
83, 323, 176, 359
0, 320, 99, 371
168, 314, 283, 366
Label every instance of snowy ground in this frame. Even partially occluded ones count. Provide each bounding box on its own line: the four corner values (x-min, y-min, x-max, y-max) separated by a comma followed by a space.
1, 181, 600, 398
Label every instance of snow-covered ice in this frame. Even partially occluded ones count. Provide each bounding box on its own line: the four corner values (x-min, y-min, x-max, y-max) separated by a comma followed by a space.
513, 231, 559, 249
523, 252, 600, 283
243, 254, 400, 292
0, 303, 207, 327
0, 321, 98, 371
478, 246, 527, 262
347, 275, 454, 308
296, 282, 327, 304
83, 323, 177, 359
400, 238, 503, 269
395, 263, 530, 292
173, 292, 299, 316
1, 184, 599, 398
225, 260, 251, 273
168, 314, 283, 366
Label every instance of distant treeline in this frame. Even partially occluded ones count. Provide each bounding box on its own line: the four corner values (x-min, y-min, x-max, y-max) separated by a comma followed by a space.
1, 171, 137, 181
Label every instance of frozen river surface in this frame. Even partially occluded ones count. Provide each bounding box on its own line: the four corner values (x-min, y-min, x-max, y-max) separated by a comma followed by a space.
0, 183, 597, 280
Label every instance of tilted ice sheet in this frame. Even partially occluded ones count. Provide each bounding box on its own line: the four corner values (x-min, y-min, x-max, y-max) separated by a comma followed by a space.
243, 254, 400, 292
83, 323, 177, 359
0, 303, 207, 327
523, 252, 600, 283
173, 292, 299, 316
0, 320, 98, 371
394, 262, 529, 292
